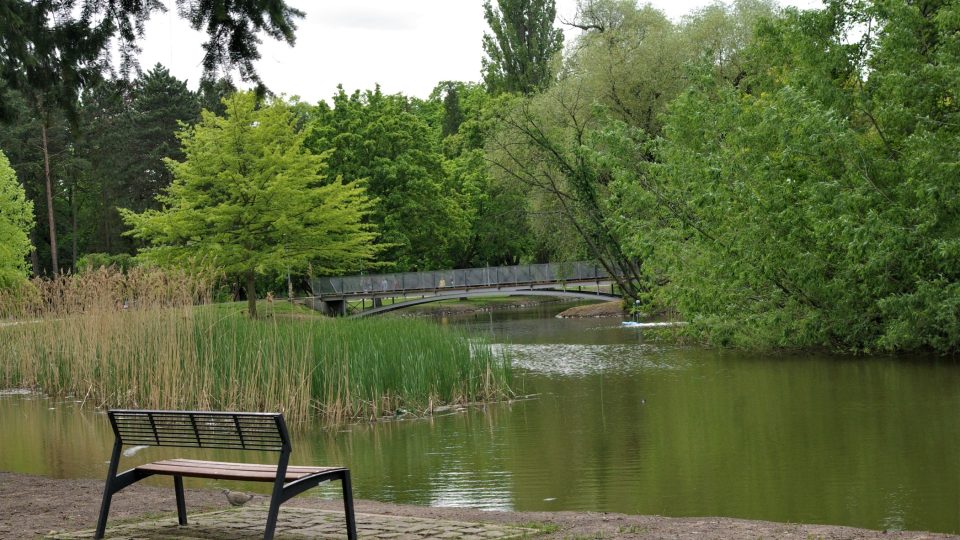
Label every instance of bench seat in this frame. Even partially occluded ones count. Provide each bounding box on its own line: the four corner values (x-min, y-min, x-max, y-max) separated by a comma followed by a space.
95, 409, 356, 540
137, 459, 346, 482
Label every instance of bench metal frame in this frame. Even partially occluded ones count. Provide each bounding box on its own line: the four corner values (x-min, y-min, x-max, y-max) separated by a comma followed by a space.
95, 409, 357, 540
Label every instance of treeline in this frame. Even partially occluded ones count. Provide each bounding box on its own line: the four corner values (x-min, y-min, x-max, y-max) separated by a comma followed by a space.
0, 71, 537, 275
1, 0, 958, 353
495, 0, 960, 353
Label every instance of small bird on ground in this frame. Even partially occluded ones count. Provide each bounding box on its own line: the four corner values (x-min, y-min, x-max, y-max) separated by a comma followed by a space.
222, 489, 255, 507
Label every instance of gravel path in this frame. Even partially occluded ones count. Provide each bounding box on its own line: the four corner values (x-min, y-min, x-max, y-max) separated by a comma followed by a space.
2, 472, 956, 540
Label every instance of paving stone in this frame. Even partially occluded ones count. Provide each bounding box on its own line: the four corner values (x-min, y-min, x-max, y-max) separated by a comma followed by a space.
48, 506, 537, 540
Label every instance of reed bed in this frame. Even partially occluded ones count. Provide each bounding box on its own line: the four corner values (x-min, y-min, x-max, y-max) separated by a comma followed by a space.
0, 266, 212, 319
0, 269, 512, 424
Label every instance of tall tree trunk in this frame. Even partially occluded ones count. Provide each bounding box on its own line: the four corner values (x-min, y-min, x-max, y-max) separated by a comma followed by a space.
41, 121, 59, 275
246, 270, 257, 318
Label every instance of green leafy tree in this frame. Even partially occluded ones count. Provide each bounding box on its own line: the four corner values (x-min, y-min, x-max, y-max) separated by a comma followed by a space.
121, 92, 378, 318
307, 87, 465, 271
612, 0, 960, 353
430, 82, 533, 267
0, 149, 34, 287
441, 83, 465, 138
485, 0, 776, 303
482, 0, 564, 94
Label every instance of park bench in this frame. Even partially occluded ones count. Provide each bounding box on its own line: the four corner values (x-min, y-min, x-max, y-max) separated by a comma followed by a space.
95, 409, 357, 540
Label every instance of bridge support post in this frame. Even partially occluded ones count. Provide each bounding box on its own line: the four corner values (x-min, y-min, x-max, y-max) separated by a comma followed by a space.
319, 299, 347, 317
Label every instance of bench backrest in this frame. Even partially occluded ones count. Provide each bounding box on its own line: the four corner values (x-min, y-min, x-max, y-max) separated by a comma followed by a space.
108, 409, 290, 452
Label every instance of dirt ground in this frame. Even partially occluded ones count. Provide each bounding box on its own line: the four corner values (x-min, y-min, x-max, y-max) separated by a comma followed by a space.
2, 472, 955, 540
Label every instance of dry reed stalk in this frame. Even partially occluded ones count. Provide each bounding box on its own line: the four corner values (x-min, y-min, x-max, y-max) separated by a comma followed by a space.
1, 268, 513, 425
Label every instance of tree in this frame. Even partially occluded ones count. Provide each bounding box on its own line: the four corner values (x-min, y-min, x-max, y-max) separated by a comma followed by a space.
0, 90, 85, 275
607, 0, 960, 353
482, 0, 564, 94
484, 0, 777, 303
428, 81, 534, 267
0, 0, 303, 115
121, 92, 379, 318
72, 67, 200, 258
127, 65, 201, 211
0, 149, 34, 287
440, 83, 465, 138
2, 0, 302, 275
306, 87, 466, 271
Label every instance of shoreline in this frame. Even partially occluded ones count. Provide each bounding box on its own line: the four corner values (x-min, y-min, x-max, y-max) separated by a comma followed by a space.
392, 296, 565, 317
3, 472, 955, 539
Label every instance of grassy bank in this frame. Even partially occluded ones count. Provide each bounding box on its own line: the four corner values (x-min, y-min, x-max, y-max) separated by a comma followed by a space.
0, 269, 512, 424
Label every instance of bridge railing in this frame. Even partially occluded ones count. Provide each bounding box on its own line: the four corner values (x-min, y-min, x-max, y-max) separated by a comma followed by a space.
312, 261, 609, 297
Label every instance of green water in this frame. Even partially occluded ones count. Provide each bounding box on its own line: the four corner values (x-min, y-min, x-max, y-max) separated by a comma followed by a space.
1, 304, 958, 534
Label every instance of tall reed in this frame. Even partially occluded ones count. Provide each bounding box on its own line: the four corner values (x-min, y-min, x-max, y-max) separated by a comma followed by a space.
0, 269, 511, 424
0, 266, 212, 319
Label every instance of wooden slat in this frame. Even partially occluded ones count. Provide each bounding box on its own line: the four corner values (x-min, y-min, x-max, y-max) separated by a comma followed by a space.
157, 459, 328, 474
136, 459, 343, 482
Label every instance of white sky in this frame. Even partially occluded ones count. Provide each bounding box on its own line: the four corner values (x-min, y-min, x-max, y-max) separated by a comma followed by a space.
136, 0, 823, 104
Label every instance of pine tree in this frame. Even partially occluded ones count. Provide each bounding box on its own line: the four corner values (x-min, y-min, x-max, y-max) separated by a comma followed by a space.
129, 65, 201, 211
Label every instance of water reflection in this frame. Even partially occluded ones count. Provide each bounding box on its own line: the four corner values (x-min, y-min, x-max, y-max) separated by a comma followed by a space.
1, 303, 958, 535
510, 343, 686, 376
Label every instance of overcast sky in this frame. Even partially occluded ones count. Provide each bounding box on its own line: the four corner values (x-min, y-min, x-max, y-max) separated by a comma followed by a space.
137, 0, 822, 104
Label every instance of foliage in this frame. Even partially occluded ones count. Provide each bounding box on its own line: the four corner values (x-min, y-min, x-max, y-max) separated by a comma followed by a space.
0, 270, 513, 424
607, 1, 960, 353
121, 91, 378, 317
482, 0, 564, 94
306, 87, 465, 271
76, 66, 201, 256
0, 95, 81, 274
75, 252, 134, 273
432, 82, 534, 266
485, 1, 774, 301
0, 0, 302, 117
127, 65, 202, 210
0, 149, 34, 287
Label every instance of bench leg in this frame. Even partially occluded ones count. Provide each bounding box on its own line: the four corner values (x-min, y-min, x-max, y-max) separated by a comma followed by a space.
263, 452, 289, 540
94, 487, 114, 540
263, 490, 284, 540
341, 470, 357, 540
174, 476, 187, 526
95, 441, 123, 539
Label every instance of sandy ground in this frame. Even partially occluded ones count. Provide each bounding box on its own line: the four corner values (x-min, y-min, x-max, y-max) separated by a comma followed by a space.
2, 472, 956, 540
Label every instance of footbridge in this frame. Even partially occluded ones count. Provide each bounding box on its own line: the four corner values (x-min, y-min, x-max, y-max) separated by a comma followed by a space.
309, 261, 619, 317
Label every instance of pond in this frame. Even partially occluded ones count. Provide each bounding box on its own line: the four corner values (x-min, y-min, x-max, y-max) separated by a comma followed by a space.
1, 303, 958, 534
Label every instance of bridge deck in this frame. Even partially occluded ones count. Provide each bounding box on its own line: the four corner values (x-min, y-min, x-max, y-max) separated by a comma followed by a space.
312, 261, 611, 299
309, 261, 619, 316
349, 288, 620, 317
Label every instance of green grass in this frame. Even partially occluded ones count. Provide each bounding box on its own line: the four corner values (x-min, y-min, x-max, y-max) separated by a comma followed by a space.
1, 306, 512, 424
200, 298, 323, 318
515, 521, 562, 534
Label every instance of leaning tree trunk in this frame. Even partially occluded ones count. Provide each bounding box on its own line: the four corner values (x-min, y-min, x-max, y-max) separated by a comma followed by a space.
40, 121, 59, 275
246, 271, 257, 318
